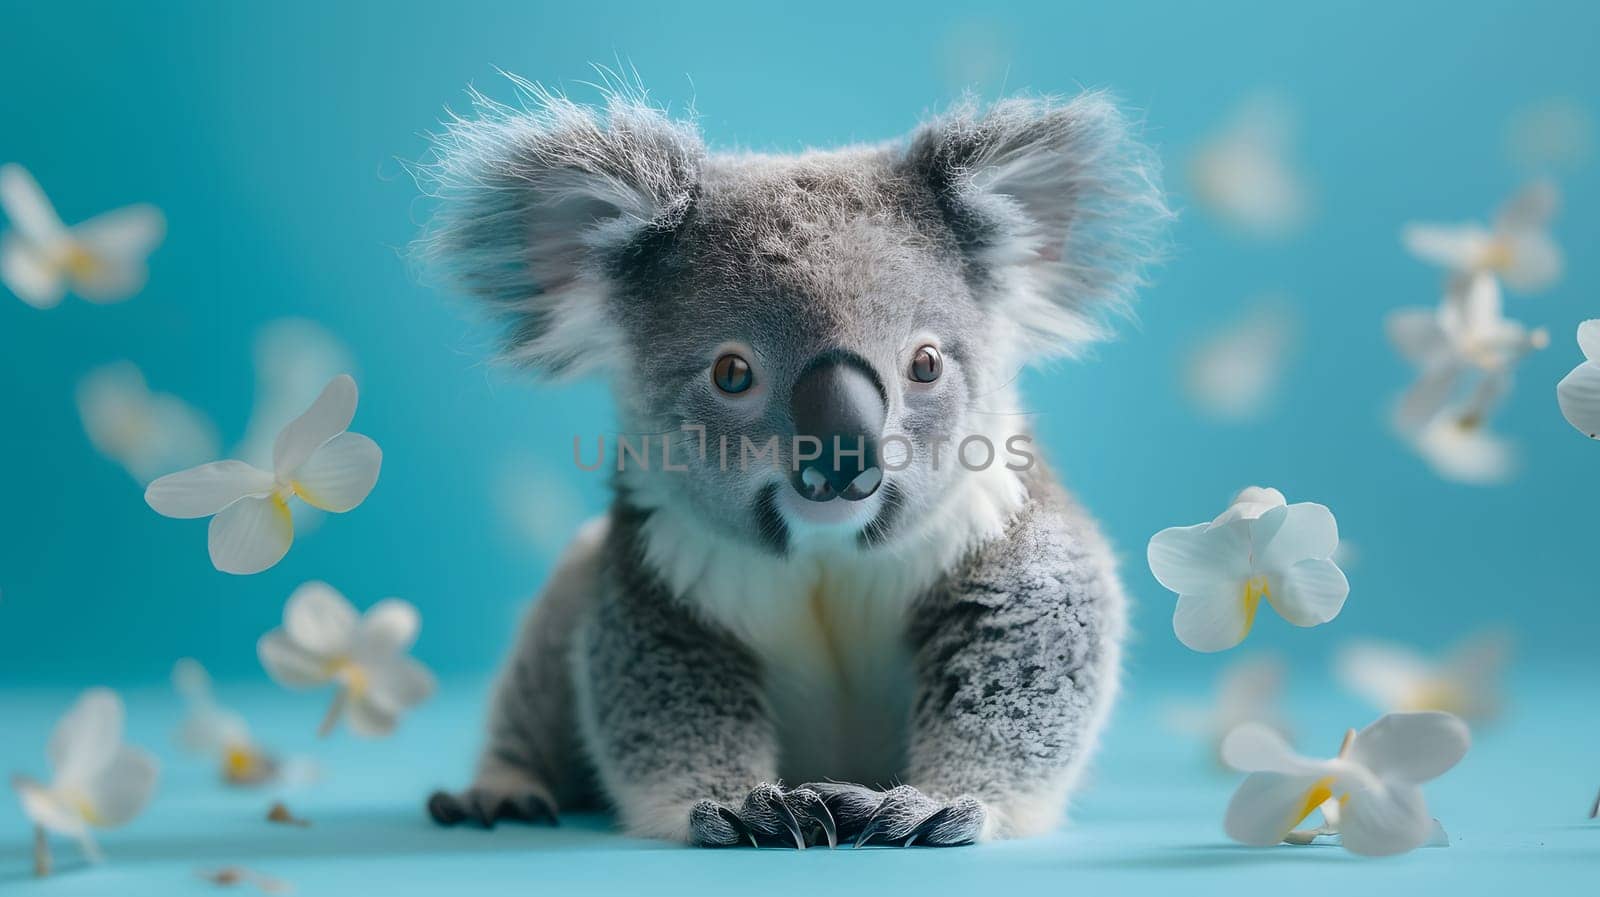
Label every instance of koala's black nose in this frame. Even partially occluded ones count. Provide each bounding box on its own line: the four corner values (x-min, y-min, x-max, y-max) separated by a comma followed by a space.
788, 352, 886, 502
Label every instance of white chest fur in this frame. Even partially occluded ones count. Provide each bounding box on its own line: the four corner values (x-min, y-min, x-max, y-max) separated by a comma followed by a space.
636, 465, 1025, 784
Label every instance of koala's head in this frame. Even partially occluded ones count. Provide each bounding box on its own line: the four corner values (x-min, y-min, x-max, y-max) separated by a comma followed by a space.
420, 81, 1167, 555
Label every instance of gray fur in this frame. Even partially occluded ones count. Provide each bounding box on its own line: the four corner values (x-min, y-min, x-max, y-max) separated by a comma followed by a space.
420, 77, 1165, 845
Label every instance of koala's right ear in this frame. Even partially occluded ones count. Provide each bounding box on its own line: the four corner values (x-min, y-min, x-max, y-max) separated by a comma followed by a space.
416, 80, 703, 377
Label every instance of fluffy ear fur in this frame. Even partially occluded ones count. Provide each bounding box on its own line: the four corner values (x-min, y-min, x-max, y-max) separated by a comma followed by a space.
904, 93, 1171, 358
417, 77, 704, 377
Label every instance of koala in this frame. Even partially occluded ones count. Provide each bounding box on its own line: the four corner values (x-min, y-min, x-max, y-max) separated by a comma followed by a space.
417, 77, 1167, 848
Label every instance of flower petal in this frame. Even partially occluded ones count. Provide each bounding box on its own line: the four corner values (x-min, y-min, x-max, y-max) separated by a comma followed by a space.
1385, 308, 1448, 365
1495, 179, 1558, 231
1265, 558, 1348, 627
1338, 781, 1434, 856
367, 655, 436, 713
145, 461, 275, 519
82, 745, 158, 828
1224, 771, 1335, 847
1401, 222, 1490, 270
1347, 711, 1470, 785
48, 689, 123, 786
1148, 520, 1250, 595
1253, 502, 1339, 571
1335, 641, 1432, 711
353, 598, 420, 660
0, 163, 67, 243
284, 581, 358, 656
1577, 320, 1600, 362
1, 234, 65, 308
345, 693, 398, 737
257, 629, 330, 687
15, 780, 87, 836
1392, 363, 1465, 435
207, 496, 294, 575
273, 374, 357, 477
1220, 722, 1322, 775
1501, 230, 1562, 293
1557, 361, 1600, 439
73, 204, 166, 262
290, 431, 381, 512
1212, 486, 1287, 525
1173, 584, 1256, 653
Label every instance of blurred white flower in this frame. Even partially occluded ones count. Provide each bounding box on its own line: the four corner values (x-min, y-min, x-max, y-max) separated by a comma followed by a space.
1188, 94, 1312, 238
172, 659, 279, 786
1336, 633, 1509, 723
1387, 273, 1548, 434
10, 689, 159, 871
1182, 300, 1297, 421
1505, 97, 1595, 173
144, 374, 381, 574
1164, 654, 1291, 763
1148, 486, 1349, 652
1409, 407, 1518, 485
1557, 320, 1600, 440
77, 362, 218, 485
257, 581, 436, 737
1403, 181, 1563, 294
235, 319, 355, 468
1223, 712, 1468, 856
0, 163, 165, 309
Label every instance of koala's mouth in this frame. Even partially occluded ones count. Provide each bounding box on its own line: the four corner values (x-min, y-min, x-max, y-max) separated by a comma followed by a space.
753, 480, 904, 555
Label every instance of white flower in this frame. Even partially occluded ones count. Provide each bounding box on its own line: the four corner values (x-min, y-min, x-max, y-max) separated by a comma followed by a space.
1148, 486, 1349, 652
1504, 97, 1595, 173
1182, 301, 1297, 421
1387, 272, 1548, 435
1410, 408, 1517, 485
1188, 94, 1312, 238
257, 581, 436, 737
1402, 181, 1563, 293
1222, 712, 1468, 856
1557, 320, 1600, 439
172, 659, 278, 785
144, 374, 381, 574
1164, 654, 1291, 763
1336, 633, 1508, 722
77, 362, 218, 485
495, 457, 591, 561
0, 163, 165, 308
10, 689, 159, 867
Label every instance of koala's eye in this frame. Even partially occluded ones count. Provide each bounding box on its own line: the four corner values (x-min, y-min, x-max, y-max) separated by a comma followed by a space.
712, 353, 754, 395
909, 345, 942, 383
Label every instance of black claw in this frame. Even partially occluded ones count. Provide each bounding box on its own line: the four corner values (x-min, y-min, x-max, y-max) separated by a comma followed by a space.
792, 791, 837, 848
908, 799, 983, 847
716, 804, 758, 848
427, 790, 465, 826
770, 794, 806, 850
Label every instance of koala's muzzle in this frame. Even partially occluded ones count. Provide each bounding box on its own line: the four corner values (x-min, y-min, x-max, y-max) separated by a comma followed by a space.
788, 353, 886, 503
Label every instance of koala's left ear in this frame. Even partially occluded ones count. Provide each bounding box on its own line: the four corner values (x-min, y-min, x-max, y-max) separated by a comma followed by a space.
903, 93, 1171, 357
416, 79, 704, 377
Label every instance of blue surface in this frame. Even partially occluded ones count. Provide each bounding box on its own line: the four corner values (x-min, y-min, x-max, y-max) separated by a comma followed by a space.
2, 672, 1596, 895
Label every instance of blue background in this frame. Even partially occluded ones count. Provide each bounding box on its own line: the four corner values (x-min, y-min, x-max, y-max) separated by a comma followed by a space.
3, 0, 1596, 685
2, 1, 1598, 894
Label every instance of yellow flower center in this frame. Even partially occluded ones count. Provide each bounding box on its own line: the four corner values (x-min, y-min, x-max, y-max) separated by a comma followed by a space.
1480, 239, 1515, 272
1401, 680, 1470, 715
1240, 575, 1270, 637
324, 658, 368, 698
59, 243, 102, 281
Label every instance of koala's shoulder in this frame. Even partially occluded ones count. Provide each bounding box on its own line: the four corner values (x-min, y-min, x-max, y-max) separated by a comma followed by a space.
939, 469, 1121, 613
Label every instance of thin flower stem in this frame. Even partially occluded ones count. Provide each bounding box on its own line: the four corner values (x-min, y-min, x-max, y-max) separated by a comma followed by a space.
33, 825, 50, 878
317, 687, 346, 738
1337, 728, 1356, 759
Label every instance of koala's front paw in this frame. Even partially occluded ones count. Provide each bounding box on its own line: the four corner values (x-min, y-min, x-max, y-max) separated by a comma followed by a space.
805, 783, 986, 847
688, 783, 838, 849
427, 787, 558, 829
